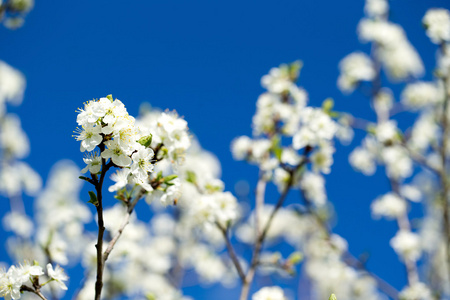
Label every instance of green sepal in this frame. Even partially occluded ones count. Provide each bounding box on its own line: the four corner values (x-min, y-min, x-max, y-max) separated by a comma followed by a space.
87, 191, 99, 206
106, 94, 113, 101
138, 134, 153, 147
156, 171, 163, 181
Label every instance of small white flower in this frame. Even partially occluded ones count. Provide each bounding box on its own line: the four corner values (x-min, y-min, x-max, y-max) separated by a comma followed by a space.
46, 264, 68, 290
300, 172, 327, 206
101, 139, 132, 167
337, 52, 375, 93
349, 147, 376, 175
252, 286, 286, 300
131, 148, 155, 180
81, 152, 102, 174
371, 193, 406, 219
401, 82, 440, 109
74, 123, 103, 152
231, 136, 252, 160
108, 168, 131, 192
390, 230, 421, 262
423, 9, 450, 44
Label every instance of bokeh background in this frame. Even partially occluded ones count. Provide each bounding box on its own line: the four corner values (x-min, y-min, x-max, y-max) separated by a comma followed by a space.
1, 0, 449, 299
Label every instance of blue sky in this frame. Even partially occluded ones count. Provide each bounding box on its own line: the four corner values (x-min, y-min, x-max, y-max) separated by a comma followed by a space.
1, 0, 450, 299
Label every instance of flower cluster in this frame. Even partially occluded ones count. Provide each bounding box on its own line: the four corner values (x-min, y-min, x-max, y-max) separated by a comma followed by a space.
0, 261, 68, 300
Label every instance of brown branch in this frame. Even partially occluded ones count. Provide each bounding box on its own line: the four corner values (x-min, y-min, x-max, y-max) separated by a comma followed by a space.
94, 147, 113, 300
102, 188, 145, 264
217, 223, 246, 282
21, 285, 48, 300
439, 42, 450, 286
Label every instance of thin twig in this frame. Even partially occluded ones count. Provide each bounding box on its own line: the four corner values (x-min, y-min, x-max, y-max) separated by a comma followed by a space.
217, 223, 246, 282
21, 285, 48, 300
103, 188, 145, 263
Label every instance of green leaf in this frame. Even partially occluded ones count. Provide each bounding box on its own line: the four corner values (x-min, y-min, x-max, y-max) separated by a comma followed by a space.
79, 176, 91, 182
287, 251, 303, 265
273, 147, 282, 161
106, 94, 113, 101
87, 191, 98, 206
289, 60, 303, 80
138, 134, 153, 147
322, 98, 334, 113
186, 170, 197, 184
164, 174, 178, 183
329, 294, 337, 300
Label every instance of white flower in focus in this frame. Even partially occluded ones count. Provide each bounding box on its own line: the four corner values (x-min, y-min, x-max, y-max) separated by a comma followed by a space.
17, 262, 43, 282
81, 152, 102, 174
231, 136, 252, 160
364, 0, 388, 18
252, 286, 286, 300
300, 172, 327, 206
108, 168, 131, 192
337, 52, 375, 93
423, 9, 450, 44
349, 147, 376, 175
75, 123, 103, 152
0, 266, 22, 300
401, 82, 440, 109
101, 139, 132, 167
131, 148, 155, 180
371, 192, 406, 219
390, 230, 421, 262
46, 264, 68, 290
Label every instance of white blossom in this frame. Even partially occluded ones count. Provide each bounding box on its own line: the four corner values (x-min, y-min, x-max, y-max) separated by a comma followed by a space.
390, 230, 421, 262
252, 286, 286, 300
46, 264, 68, 290
423, 9, 450, 44
371, 192, 406, 219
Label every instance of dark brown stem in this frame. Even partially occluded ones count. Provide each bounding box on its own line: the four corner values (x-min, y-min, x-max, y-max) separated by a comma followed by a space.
94, 146, 113, 300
